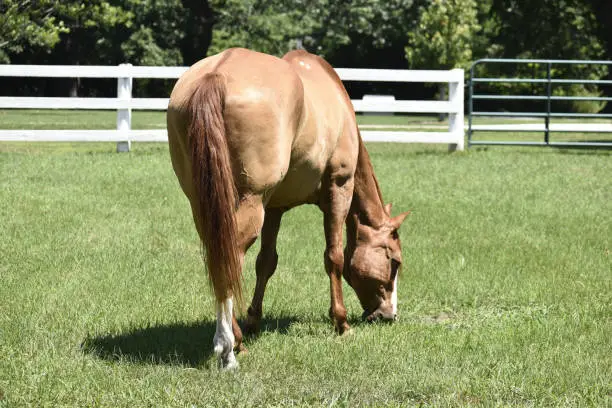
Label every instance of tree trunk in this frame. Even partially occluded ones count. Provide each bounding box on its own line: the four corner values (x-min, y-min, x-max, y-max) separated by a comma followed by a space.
438, 83, 447, 122
180, 0, 214, 64
64, 36, 79, 97
69, 77, 79, 97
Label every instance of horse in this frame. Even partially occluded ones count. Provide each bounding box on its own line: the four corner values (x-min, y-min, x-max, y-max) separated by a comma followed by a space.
167, 48, 409, 369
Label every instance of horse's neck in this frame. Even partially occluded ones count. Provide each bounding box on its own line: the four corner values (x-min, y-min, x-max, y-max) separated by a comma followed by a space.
350, 137, 387, 228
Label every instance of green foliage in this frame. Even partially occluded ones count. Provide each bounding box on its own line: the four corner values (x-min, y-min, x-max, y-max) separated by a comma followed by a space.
406, 0, 481, 70
53, 1, 132, 29
2, 0, 610, 68
119, 0, 188, 66
208, 0, 315, 56
0, 0, 68, 63
0, 0, 133, 65
0, 0, 189, 67
553, 84, 607, 114
207, 0, 416, 63
304, 0, 415, 59
480, 0, 609, 113
472, 0, 503, 59
490, 0, 605, 62
121, 27, 182, 66
52, 0, 133, 65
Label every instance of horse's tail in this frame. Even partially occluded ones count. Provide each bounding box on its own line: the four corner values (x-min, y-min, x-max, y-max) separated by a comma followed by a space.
187, 72, 242, 305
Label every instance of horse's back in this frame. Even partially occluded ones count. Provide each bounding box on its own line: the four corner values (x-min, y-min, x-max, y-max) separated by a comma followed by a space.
167, 48, 304, 200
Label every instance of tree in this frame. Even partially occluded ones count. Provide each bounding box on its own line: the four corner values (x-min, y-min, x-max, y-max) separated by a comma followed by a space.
405, 0, 481, 118
117, 0, 190, 97
0, 0, 68, 63
0, 1, 133, 96
180, 0, 214, 65
49, 1, 132, 96
207, 0, 317, 56
485, 0, 609, 113
207, 0, 416, 67
304, 0, 416, 68
119, 0, 184, 67
405, 0, 480, 70
205, 0, 418, 99
490, 0, 605, 61
43, 1, 132, 64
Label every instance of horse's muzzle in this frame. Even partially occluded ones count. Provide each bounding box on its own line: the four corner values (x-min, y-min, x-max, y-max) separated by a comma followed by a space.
362, 309, 397, 322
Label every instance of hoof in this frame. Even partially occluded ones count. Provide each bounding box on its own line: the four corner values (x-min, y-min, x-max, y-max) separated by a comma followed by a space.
340, 326, 354, 337
220, 357, 239, 371
243, 315, 261, 336
335, 321, 351, 336
215, 346, 239, 370
214, 333, 238, 370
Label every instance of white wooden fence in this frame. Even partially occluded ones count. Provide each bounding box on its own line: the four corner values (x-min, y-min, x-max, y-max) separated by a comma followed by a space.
0, 64, 464, 151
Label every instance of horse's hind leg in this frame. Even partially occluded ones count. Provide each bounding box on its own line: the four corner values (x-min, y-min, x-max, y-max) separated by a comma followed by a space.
245, 208, 283, 335
213, 194, 264, 368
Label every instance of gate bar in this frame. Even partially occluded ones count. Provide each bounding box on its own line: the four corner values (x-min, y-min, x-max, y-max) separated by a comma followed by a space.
468, 58, 612, 148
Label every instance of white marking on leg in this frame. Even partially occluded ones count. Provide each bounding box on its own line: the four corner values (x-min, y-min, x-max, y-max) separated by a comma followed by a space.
391, 275, 398, 316
213, 297, 238, 369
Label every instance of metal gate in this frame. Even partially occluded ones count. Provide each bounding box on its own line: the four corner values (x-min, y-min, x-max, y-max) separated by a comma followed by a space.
467, 58, 612, 147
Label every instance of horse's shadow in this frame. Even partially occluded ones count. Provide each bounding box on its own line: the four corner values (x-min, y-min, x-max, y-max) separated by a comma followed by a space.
81, 316, 297, 367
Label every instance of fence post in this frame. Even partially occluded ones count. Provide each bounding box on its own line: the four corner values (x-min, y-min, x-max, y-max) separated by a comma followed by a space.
116, 63, 132, 152
448, 68, 465, 151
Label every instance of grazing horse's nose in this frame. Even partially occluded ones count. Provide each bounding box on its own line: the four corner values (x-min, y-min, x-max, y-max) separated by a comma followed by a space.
363, 308, 397, 322
383, 312, 397, 322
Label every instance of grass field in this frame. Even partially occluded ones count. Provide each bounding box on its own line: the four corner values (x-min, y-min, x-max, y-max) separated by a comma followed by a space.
1, 116, 611, 406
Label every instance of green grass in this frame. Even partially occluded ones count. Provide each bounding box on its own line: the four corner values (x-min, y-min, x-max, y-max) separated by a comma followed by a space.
1, 138, 611, 405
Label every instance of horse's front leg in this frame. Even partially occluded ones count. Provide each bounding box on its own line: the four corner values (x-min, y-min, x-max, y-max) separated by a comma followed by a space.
321, 174, 354, 335
245, 208, 283, 335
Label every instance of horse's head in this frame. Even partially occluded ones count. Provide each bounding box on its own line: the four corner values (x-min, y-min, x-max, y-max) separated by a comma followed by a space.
344, 204, 409, 322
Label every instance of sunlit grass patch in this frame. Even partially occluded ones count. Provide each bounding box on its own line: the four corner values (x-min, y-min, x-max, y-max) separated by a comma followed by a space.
0, 140, 610, 406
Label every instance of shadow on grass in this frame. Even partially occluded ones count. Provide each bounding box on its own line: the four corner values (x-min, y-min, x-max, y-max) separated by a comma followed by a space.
81, 316, 298, 367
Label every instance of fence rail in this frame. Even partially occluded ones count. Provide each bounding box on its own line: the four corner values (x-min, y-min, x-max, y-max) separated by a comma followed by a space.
467, 58, 612, 147
0, 64, 464, 151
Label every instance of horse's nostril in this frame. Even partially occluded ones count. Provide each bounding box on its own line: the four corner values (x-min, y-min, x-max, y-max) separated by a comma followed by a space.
378, 311, 396, 322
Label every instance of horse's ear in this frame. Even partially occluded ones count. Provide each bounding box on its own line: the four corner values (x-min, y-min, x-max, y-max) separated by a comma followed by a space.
390, 211, 410, 229
384, 203, 392, 215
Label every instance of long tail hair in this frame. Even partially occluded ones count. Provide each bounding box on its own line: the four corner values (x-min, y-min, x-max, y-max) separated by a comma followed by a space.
187, 72, 242, 305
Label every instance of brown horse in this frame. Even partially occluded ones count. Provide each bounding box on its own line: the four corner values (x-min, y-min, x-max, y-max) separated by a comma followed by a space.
167, 48, 409, 369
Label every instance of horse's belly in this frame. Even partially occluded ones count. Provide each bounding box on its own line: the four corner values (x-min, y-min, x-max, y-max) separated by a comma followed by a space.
265, 160, 324, 208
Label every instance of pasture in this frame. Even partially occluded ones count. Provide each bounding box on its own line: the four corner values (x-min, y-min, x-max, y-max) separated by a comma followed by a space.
1, 111, 611, 406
